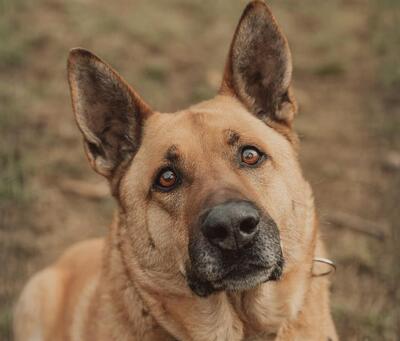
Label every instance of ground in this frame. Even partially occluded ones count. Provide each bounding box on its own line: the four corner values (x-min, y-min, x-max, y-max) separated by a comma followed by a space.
0, 0, 399, 340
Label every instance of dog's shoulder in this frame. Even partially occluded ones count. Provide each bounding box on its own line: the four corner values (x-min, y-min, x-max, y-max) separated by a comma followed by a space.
14, 238, 104, 341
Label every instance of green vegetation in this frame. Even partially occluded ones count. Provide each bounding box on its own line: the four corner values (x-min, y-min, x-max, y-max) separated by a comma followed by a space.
370, 1, 400, 338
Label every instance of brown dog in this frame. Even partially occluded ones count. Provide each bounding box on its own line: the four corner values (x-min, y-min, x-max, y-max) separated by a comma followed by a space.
14, 1, 338, 340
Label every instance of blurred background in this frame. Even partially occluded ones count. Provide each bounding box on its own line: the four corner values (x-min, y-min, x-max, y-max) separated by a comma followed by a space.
1, 0, 399, 340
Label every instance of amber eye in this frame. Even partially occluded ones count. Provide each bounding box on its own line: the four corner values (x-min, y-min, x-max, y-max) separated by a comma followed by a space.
155, 168, 178, 191
241, 146, 263, 166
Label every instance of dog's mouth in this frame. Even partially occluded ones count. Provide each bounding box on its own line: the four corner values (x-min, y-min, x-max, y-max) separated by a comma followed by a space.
211, 261, 282, 289
186, 209, 284, 297
186, 259, 283, 297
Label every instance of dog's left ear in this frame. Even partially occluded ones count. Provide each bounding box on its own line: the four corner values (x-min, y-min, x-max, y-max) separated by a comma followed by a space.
220, 0, 297, 126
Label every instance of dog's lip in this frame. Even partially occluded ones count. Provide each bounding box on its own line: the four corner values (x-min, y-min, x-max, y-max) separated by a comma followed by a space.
214, 263, 270, 282
211, 264, 272, 289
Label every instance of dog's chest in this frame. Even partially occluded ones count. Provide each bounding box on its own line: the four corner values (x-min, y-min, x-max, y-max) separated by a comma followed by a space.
228, 289, 292, 340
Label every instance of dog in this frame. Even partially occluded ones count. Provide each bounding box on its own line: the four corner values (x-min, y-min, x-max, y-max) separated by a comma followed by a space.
14, 1, 338, 340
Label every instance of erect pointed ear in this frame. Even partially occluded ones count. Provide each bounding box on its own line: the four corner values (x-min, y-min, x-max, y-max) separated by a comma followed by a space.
220, 0, 297, 127
67, 48, 153, 178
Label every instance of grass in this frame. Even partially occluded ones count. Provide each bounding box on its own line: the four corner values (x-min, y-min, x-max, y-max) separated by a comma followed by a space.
0, 0, 36, 200
370, 0, 400, 338
0, 92, 28, 207
0, 1, 40, 339
372, 1, 400, 95
0, 0, 37, 71
312, 61, 345, 77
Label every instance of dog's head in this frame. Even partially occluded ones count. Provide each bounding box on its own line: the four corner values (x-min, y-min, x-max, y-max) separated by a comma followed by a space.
67, 1, 315, 297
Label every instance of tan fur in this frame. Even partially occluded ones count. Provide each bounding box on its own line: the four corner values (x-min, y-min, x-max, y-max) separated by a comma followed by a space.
14, 97, 337, 341
14, 1, 337, 340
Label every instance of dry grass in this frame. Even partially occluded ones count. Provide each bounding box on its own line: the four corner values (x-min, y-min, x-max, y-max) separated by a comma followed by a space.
0, 0, 399, 339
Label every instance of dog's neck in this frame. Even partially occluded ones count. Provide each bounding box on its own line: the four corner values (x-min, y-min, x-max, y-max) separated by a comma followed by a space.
102, 209, 318, 341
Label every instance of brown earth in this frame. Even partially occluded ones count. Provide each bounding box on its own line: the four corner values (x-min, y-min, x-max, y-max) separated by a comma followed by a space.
1, 0, 399, 340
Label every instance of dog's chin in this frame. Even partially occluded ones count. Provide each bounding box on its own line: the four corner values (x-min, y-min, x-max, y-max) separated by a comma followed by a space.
187, 263, 283, 297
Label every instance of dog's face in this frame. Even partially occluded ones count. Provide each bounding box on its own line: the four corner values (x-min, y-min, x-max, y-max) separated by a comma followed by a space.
68, 1, 315, 297
122, 103, 306, 297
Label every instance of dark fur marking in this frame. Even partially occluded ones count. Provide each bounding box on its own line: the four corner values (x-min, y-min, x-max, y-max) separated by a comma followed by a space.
225, 129, 240, 146
148, 237, 156, 249
164, 145, 179, 163
87, 141, 105, 159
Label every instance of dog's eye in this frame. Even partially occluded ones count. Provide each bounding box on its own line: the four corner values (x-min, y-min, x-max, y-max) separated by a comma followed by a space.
155, 168, 178, 191
241, 146, 264, 166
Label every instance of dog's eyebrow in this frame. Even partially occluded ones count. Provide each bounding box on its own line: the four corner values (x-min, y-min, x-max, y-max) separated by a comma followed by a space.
225, 129, 241, 146
164, 145, 180, 163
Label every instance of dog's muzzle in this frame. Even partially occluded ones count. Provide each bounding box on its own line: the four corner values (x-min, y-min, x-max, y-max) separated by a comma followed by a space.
186, 200, 284, 297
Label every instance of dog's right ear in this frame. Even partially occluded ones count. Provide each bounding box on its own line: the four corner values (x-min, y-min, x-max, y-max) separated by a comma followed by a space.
67, 48, 152, 178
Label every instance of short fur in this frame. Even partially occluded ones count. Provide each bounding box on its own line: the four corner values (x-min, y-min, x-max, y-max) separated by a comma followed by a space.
14, 1, 337, 340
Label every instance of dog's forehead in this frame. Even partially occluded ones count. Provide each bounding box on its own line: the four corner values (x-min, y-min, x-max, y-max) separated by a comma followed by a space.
144, 96, 269, 153
138, 95, 295, 173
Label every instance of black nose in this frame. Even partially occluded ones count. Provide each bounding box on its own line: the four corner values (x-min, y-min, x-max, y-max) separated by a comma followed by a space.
201, 201, 260, 250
